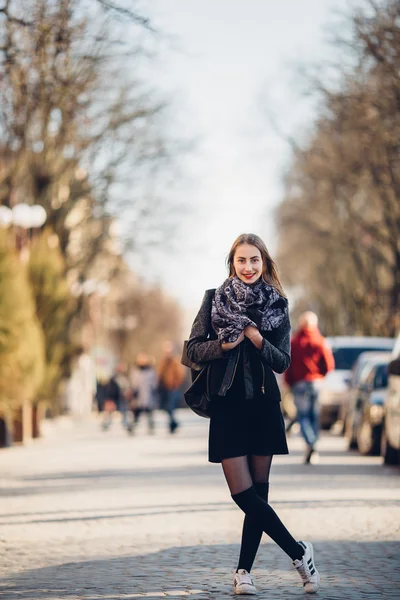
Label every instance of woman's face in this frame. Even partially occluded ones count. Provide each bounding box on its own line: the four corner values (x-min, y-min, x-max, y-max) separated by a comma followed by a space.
233, 243, 263, 285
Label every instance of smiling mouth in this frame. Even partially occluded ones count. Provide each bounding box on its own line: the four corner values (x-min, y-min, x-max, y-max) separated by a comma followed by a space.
244, 274, 255, 278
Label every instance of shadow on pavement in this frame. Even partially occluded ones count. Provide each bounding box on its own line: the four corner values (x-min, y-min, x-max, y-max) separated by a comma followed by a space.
2, 493, 399, 525
0, 541, 399, 600
1, 456, 398, 499
1, 496, 399, 527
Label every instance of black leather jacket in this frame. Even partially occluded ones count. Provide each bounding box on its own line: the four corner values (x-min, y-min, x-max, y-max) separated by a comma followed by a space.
186, 289, 291, 398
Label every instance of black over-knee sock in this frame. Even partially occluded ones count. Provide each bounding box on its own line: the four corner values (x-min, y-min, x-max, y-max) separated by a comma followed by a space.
232, 486, 304, 561
237, 482, 269, 572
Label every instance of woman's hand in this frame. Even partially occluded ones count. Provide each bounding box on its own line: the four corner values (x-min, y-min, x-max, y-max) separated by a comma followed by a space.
221, 331, 245, 352
244, 325, 263, 350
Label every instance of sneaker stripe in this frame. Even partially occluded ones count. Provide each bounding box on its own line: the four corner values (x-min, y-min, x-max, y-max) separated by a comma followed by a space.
295, 541, 319, 593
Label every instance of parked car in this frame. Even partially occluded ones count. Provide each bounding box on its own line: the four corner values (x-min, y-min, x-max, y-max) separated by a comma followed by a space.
345, 354, 390, 455
382, 332, 400, 465
318, 337, 394, 429
343, 351, 392, 446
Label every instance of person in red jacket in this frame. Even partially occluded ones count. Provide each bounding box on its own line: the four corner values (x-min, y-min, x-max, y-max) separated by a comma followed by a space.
284, 312, 335, 464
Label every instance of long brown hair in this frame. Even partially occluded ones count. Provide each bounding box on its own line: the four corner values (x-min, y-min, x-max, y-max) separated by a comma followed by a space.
226, 233, 287, 298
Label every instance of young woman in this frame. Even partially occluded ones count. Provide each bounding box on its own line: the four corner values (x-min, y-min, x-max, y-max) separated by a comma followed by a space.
186, 233, 320, 595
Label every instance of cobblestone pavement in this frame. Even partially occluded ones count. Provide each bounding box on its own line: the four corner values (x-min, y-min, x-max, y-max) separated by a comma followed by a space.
0, 409, 399, 600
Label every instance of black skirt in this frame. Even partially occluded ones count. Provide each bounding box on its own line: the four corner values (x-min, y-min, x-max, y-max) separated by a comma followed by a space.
208, 367, 289, 463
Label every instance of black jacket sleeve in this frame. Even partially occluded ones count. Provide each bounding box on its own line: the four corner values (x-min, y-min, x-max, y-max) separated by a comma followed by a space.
186, 289, 225, 364
257, 314, 291, 374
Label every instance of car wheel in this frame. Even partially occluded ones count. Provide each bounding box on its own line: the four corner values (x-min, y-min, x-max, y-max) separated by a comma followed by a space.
345, 415, 358, 450
381, 429, 400, 466
357, 419, 380, 456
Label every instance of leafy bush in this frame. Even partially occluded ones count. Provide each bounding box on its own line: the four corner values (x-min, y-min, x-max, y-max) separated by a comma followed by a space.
0, 232, 45, 417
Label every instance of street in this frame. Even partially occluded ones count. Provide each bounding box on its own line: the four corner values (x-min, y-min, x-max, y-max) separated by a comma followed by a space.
0, 410, 399, 600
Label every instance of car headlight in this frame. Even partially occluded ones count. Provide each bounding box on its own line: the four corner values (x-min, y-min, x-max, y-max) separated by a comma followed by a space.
369, 404, 383, 425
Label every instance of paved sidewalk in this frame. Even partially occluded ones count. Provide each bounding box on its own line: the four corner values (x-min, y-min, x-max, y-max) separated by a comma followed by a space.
0, 410, 399, 599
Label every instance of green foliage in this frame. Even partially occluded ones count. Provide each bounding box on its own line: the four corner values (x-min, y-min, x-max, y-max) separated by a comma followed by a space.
28, 230, 76, 409
0, 232, 45, 416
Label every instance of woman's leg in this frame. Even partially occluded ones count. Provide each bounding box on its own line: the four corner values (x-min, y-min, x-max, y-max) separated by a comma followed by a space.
166, 390, 179, 433
309, 384, 320, 443
222, 456, 303, 561
236, 455, 273, 572
147, 409, 155, 433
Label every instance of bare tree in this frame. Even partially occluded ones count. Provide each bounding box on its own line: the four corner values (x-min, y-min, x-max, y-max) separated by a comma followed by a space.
275, 0, 400, 336
0, 0, 184, 275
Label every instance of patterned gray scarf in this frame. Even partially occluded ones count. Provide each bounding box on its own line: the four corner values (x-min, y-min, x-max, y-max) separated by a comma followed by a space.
211, 276, 288, 344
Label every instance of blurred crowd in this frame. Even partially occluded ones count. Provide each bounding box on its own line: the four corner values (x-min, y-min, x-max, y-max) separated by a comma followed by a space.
67, 341, 186, 436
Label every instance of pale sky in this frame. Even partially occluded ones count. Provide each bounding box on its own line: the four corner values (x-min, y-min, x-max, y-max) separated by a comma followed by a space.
129, 0, 352, 327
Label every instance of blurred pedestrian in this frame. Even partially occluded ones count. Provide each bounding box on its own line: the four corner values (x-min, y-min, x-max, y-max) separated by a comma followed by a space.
129, 352, 158, 435
186, 233, 320, 595
102, 363, 131, 431
284, 311, 335, 464
95, 377, 108, 413
158, 340, 185, 434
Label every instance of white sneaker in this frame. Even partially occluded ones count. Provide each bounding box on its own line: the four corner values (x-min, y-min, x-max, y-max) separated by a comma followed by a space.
293, 540, 320, 593
233, 569, 257, 595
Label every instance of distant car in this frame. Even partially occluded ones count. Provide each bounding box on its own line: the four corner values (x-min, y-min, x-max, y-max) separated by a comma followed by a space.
318, 337, 394, 429
343, 351, 392, 446
382, 332, 400, 465
345, 355, 390, 455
